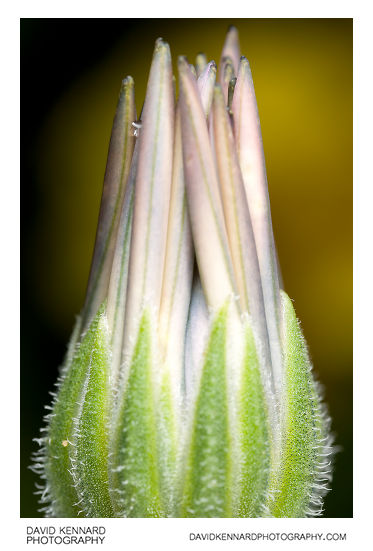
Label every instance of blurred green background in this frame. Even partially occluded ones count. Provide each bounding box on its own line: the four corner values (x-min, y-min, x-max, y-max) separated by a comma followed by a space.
21, 18, 352, 517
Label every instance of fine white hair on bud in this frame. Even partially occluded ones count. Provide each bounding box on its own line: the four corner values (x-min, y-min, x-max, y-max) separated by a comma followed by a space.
31, 26, 334, 519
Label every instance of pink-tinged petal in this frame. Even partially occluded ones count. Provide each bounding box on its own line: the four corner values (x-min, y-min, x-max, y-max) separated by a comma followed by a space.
189, 63, 197, 78
123, 39, 175, 354
231, 56, 283, 394
178, 56, 237, 311
106, 140, 139, 386
219, 25, 240, 76
197, 61, 217, 118
158, 105, 194, 396
212, 84, 270, 355
82, 77, 136, 328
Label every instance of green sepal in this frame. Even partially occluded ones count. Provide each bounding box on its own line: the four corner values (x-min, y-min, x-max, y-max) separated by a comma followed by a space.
180, 305, 232, 517
44, 305, 106, 517
109, 310, 162, 517
267, 290, 330, 517
236, 322, 270, 517
156, 371, 177, 517
72, 313, 113, 517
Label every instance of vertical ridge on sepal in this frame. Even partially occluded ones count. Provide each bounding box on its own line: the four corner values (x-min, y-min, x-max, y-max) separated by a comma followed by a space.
72, 313, 113, 517
109, 311, 162, 517
266, 291, 333, 517
180, 304, 232, 517
236, 321, 270, 517
156, 370, 177, 516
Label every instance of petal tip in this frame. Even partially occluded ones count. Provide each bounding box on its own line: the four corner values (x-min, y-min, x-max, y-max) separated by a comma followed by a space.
227, 24, 238, 34
121, 75, 134, 90
178, 55, 192, 74
154, 37, 171, 59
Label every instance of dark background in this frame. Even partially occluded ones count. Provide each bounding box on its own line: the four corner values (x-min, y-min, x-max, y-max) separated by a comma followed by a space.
21, 18, 352, 517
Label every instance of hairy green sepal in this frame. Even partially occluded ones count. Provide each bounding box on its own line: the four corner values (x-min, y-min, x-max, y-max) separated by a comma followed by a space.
180, 305, 232, 517
73, 314, 113, 517
267, 291, 328, 517
237, 322, 270, 517
44, 306, 107, 517
110, 310, 162, 517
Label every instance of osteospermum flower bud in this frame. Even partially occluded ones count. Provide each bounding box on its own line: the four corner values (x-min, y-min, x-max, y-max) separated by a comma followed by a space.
31, 27, 333, 519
